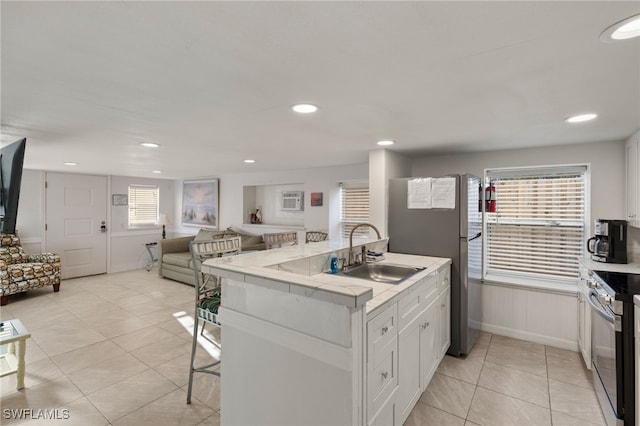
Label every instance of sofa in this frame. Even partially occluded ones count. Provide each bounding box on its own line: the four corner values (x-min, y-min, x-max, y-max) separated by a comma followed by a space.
0, 233, 62, 306
158, 227, 265, 286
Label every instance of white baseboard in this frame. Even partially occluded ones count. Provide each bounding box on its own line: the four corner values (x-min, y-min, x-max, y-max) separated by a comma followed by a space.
477, 321, 579, 352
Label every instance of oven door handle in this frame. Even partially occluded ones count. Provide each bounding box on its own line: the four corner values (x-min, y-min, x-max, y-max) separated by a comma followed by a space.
587, 290, 615, 325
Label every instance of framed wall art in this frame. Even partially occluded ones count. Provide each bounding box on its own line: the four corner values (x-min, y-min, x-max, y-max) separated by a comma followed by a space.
310, 192, 323, 207
182, 178, 219, 229
112, 194, 128, 206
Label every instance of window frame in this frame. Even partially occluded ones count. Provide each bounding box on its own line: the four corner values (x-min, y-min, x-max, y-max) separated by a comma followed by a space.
339, 180, 370, 239
482, 164, 590, 286
128, 184, 160, 229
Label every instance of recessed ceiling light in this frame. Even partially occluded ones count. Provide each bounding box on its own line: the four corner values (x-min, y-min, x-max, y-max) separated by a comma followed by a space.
64, 162, 78, 166
244, 159, 256, 163
140, 142, 160, 148
565, 113, 598, 123
152, 170, 162, 174
377, 140, 395, 146
601, 14, 640, 41
291, 104, 318, 114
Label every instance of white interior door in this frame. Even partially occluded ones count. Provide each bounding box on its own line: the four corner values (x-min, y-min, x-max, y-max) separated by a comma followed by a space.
45, 172, 108, 279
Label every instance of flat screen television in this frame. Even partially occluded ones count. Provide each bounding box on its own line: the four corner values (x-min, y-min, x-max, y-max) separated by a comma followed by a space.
0, 138, 27, 234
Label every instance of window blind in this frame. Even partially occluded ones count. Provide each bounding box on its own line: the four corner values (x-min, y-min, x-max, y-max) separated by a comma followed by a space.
128, 185, 159, 228
485, 168, 586, 281
340, 181, 370, 239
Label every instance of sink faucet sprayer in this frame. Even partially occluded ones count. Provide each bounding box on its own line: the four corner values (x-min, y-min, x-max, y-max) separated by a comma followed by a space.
347, 223, 382, 269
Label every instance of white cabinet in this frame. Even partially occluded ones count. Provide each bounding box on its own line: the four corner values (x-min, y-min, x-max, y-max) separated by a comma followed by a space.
394, 264, 450, 426
396, 273, 437, 424
626, 133, 640, 228
635, 302, 639, 426
367, 303, 398, 422
367, 262, 451, 426
397, 308, 423, 423
420, 297, 440, 388
438, 285, 451, 358
437, 266, 451, 358
577, 266, 592, 369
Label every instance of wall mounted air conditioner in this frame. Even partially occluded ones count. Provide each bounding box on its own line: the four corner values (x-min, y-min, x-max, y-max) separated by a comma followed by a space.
281, 191, 304, 211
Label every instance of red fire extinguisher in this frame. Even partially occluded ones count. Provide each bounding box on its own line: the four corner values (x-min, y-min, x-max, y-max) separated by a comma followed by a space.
485, 184, 496, 213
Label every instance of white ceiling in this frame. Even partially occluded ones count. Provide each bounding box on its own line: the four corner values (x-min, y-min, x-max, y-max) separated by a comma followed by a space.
1, 1, 639, 179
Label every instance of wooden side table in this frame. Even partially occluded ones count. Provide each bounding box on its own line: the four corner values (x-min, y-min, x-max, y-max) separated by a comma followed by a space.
0, 319, 30, 390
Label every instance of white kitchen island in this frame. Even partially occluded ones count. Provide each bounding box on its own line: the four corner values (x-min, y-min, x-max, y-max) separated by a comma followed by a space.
202, 238, 451, 426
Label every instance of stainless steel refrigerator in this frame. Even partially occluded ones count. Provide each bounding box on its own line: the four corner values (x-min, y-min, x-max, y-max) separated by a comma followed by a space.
388, 174, 482, 356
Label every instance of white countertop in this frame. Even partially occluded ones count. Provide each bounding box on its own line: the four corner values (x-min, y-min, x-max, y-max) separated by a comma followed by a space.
579, 257, 640, 274
201, 239, 450, 313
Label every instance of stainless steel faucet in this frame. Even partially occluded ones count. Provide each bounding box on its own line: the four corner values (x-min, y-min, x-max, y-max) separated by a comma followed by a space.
347, 223, 382, 268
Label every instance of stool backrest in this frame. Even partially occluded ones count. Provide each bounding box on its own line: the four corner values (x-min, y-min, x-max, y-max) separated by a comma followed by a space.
263, 231, 298, 249
305, 231, 328, 243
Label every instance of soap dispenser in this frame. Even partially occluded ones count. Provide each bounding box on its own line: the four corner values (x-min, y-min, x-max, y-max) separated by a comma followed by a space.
330, 251, 339, 274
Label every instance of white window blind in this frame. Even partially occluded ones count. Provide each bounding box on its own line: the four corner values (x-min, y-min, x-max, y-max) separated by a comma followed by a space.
340, 181, 370, 239
128, 185, 159, 228
485, 166, 586, 281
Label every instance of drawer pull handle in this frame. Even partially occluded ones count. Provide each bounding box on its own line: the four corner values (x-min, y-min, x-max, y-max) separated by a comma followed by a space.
421, 322, 430, 329
381, 371, 388, 379
381, 326, 389, 335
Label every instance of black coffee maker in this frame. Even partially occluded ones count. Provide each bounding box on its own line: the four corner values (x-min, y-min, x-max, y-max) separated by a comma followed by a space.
587, 219, 628, 263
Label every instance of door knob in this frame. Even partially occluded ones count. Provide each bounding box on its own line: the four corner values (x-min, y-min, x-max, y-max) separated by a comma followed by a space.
100, 221, 107, 233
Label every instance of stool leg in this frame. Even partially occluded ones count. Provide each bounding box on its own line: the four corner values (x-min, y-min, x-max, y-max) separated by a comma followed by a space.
186, 313, 199, 404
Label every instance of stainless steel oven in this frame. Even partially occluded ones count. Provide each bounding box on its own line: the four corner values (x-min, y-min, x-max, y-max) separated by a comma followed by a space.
590, 271, 638, 426
588, 287, 623, 425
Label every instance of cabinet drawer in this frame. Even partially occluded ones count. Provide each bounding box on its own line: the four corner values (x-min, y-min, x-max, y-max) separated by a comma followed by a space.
398, 278, 430, 332
368, 337, 397, 420
368, 302, 397, 362
437, 265, 450, 292
420, 273, 438, 304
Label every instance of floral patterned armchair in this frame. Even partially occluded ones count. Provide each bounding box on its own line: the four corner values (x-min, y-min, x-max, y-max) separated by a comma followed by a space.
0, 233, 61, 306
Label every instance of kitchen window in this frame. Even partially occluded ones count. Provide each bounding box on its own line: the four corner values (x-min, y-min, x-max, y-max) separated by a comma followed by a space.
483, 165, 588, 284
128, 184, 159, 228
339, 181, 370, 239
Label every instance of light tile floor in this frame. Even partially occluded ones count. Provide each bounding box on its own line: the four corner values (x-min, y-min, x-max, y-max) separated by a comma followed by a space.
0, 269, 605, 426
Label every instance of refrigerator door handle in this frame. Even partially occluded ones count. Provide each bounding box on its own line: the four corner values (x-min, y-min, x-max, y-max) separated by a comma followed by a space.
468, 232, 482, 242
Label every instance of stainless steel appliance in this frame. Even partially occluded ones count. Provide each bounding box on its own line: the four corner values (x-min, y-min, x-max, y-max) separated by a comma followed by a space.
590, 270, 639, 426
587, 219, 628, 264
388, 174, 482, 356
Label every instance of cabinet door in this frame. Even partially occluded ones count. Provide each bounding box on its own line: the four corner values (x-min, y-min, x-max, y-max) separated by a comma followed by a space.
397, 314, 422, 425
635, 305, 640, 426
626, 136, 639, 227
438, 285, 451, 359
420, 299, 439, 390
577, 292, 585, 354
367, 303, 398, 421
369, 396, 395, 426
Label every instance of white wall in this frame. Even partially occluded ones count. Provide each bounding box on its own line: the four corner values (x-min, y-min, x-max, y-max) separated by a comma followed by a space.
410, 140, 626, 231
15, 170, 177, 273
369, 149, 412, 238
15, 169, 45, 253
109, 175, 176, 272
171, 163, 369, 239
397, 139, 628, 350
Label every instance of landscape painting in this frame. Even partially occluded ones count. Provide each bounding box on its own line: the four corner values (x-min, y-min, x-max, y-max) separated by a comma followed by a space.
182, 178, 219, 229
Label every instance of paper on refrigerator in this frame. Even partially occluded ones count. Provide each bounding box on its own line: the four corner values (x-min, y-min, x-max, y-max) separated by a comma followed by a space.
407, 176, 456, 209
431, 177, 456, 209
407, 178, 432, 209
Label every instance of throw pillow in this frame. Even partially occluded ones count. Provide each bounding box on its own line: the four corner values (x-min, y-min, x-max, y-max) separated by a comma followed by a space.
194, 229, 225, 241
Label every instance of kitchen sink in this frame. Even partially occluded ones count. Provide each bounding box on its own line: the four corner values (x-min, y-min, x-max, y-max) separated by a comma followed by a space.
340, 263, 426, 284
